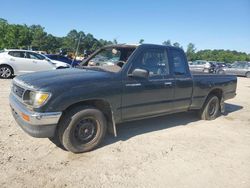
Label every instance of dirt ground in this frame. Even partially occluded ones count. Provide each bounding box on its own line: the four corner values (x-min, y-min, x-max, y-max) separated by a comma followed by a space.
0, 77, 249, 188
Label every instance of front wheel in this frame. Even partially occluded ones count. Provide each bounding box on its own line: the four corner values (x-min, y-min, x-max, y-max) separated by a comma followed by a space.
200, 95, 220, 120
54, 106, 107, 153
0, 65, 13, 79
217, 70, 225, 74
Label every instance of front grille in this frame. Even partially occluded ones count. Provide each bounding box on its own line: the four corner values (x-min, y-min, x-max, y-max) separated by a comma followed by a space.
12, 84, 25, 99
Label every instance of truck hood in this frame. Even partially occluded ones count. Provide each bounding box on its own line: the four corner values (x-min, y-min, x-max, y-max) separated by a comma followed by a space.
14, 68, 115, 90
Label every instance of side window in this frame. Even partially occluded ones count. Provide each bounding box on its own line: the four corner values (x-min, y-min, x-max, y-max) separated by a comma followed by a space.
26, 52, 45, 60
130, 48, 169, 78
170, 49, 188, 75
238, 63, 246, 69
8, 51, 25, 58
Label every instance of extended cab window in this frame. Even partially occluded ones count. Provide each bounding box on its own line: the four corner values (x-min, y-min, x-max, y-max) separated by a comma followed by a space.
170, 49, 187, 75
130, 48, 169, 77
8, 51, 25, 58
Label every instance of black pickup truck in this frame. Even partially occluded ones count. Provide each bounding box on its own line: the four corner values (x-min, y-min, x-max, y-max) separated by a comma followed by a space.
9, 44, 237, 153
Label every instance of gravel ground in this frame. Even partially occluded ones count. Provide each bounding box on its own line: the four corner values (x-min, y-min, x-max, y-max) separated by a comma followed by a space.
0, 77, 250, 188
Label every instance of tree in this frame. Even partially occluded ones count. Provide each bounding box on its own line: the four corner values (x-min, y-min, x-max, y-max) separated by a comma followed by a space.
62, 29, 80, 51
186, 43, 196, 61
113, 39, 118, 44
173, 42, 180, 47
162, 40, 171, 46
139, 39, 144, 44
43, 34, 61, 53
0, 18, 249, 61
30, 25, 47, 50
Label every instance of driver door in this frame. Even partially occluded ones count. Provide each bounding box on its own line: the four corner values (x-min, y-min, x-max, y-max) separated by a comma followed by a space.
121, 47, 175, 120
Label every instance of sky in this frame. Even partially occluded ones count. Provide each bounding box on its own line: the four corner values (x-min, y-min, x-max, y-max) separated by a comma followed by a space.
1, 0, 250, 53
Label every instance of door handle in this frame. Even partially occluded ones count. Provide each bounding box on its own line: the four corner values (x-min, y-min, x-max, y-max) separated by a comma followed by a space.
164, 82, 172, 86
125, 83, 141, 87
10, 58, 15, 61
33, 61, 37, 63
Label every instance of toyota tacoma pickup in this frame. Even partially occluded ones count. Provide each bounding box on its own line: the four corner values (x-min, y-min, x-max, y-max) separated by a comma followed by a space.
9, 44, 237, 153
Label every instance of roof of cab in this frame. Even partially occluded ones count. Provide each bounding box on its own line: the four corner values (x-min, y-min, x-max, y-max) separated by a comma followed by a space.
103, 43, 183, 51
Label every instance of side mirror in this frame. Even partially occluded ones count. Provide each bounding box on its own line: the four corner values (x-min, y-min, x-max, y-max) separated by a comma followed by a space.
129, 68, 149, 78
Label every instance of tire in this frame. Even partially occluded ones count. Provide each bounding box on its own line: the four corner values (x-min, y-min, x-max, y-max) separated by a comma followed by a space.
203, 68, 209, 73
0, 65, 13, 79
246, 72, 250, 78
217, 69, 225, 74
54, 106, 107, 153
200, 95, 220, 120
56, 66, 65, 69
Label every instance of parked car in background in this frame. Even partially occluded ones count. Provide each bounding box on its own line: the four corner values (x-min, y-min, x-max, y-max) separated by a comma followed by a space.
0, 50, 70, 78
217, 61, 250, 78
212, 62, 228, 73
45, 54, 81, 67
189, 60, 215, 73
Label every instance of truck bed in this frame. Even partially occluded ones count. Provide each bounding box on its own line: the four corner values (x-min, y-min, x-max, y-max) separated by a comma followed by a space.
190, 73, 237, 110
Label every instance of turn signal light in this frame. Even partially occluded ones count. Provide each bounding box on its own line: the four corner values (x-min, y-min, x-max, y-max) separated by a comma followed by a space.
21, 113, 30, 121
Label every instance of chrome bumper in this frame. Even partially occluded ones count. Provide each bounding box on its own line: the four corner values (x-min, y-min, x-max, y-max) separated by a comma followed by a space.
9, 93, 62, 138
9, 93, 62, 126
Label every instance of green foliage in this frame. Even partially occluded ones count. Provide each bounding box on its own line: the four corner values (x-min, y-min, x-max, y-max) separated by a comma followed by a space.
0, 18, 112, 54
0, 18, 249, 62
162, 40, 171, 46
186, 43, 196, 61
192, 49, 250, 63
113, 39, 118, 44
173, 42, 180, 47
139, 39, 144, 44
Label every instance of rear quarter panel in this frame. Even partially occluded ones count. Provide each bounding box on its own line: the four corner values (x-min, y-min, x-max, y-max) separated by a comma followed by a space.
190, 74, 237, 110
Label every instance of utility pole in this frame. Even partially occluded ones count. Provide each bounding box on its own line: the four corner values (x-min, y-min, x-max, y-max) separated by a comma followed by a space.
72, 33, 82, 66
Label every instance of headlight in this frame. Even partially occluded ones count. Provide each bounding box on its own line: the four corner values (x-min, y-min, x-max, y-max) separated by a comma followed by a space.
23, 91, 51, 107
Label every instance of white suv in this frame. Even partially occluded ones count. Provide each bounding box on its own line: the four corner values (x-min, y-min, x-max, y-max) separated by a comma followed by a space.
0, 49, 70, 78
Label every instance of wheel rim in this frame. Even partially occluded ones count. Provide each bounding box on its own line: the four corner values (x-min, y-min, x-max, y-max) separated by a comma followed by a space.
208, 98, 218, 116
74, 117, 98, 144
0, 67, 12, 78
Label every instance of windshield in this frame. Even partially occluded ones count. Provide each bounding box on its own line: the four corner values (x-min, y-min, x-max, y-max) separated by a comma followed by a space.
83, 47, 136, 72
89, 48, 121, 66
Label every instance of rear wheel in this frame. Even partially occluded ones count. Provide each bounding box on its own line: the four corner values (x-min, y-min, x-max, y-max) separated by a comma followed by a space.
53, 106, 107, 153
203, 68, 209, 73
200, 95, 220, 120
0, 65, 13, 79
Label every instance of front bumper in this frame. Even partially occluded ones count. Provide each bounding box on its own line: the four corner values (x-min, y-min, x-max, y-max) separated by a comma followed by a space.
9, 93, 62, 138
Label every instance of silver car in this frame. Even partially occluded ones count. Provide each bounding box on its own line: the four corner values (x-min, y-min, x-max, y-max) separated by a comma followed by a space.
188, 60, 214, 73
217, 62, 250, 78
